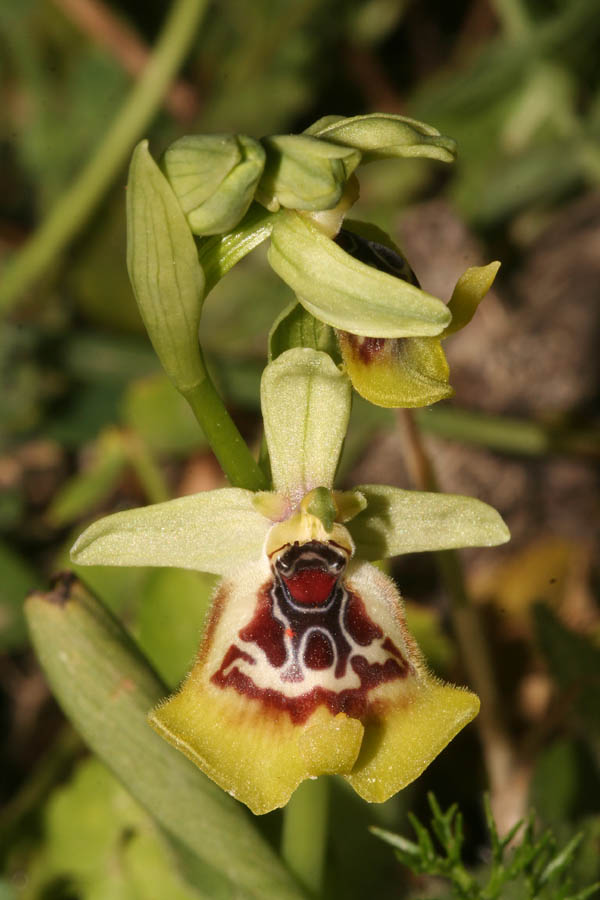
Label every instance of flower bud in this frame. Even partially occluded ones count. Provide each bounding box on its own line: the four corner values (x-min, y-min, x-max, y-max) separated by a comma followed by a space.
163, 134, 265, 235
305, 113, 456, 164
256, 134, 361, 212
127, 140, 205, 392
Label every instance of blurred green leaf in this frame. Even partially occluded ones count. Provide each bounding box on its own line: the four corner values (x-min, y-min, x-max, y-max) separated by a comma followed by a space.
25, 577, 307, 898
533, 603, 600, 736
531, 739, 600, 825
47, 430, 127, 527
26, 757, 211, 900
122, 375, 207, 456
0, 541, 39, 651
404, 602, 455, 675
135, 568, 217, 688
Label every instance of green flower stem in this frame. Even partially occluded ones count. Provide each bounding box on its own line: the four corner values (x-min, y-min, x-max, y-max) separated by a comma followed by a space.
415, 406, 600, 460
196, 204, 279, 295
182, 375, 267, 491
0, 0, 208, 314
281, 777, 329, 898
397, 410, 520, 818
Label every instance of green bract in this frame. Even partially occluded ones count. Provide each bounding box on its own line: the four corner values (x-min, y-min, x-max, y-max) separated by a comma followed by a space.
163, 134, 266, 235
127, 140, 205, 393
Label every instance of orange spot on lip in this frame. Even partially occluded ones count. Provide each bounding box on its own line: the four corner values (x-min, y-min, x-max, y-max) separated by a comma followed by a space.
285, 627, 295, 639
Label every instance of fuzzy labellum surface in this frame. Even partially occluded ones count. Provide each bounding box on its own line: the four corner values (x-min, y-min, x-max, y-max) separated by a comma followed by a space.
151, 522, 479, 814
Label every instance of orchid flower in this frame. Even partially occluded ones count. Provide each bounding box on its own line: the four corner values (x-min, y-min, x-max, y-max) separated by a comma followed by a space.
155, 113, 500, 410
71, 348, 509, 815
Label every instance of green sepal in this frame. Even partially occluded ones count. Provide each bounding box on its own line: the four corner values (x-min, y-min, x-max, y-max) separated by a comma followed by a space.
127, 140, 205, 393
261, 348, 351, 502
348, 485, 510, 560
442, 262, 501, 338
305, 113, 457, 164
70, 488, 270, 576
269, 300, 339, 362
268, 212, 451, 338
256, 135, 361, 212
163, 134, 266, 236
337, 332, 452, 408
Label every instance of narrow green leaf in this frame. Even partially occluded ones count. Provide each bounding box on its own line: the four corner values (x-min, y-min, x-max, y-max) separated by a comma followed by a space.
261, 348, 351, 501
25, 577, 307, 899
540, 833, 584, 886
565, 884, 600, 900
70, 488, 270, 576
369, 826, 421, 858
348, 485, 510, 559
408, 812, 436, 864
127, 140, 205, 393
47, 429, 128, 527
268, 212, 451, 338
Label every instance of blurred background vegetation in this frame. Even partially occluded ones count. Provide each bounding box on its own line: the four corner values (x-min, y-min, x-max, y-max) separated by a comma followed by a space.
1, 0, 599, 897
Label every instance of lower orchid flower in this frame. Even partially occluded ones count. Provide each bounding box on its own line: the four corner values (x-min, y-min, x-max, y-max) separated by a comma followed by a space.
71, 348, 509, 815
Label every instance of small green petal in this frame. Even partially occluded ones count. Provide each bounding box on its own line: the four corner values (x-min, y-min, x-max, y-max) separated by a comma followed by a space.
257, 135, 361, 212
163, 134, 266, 236
442, 262, 501, 337
338, 333, 452, 408
251, 491, 291, 521
127, 141, 205, 393
305, 113, 457, 164
261, 348, 351, 502
348, 485, 510, 560
70, 488, 270, 576
269, 301, 339, 362
333, 489, 367, 523
268, 212, 451, 338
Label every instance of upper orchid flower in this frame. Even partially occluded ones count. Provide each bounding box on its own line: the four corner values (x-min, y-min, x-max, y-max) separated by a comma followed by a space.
71, 348, 509, 815
150, 113, 499, 410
